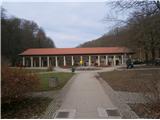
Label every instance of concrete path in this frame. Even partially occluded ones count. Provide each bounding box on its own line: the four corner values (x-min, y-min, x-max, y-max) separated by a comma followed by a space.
55, 72, 119, 119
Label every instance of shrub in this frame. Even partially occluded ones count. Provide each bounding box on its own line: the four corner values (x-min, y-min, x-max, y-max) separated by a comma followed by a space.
1, 66, 40, 104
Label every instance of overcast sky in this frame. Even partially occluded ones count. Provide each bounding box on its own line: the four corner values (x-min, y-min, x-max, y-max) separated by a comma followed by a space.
2, 1, 128, 48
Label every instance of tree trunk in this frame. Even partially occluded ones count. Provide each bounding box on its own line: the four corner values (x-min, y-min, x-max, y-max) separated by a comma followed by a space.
159, 48, 160, 58
151, 48, 155, 62
145, 51, 149, 64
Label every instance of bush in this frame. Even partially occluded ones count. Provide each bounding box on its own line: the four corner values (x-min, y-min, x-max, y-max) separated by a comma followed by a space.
1, 66, 40, 104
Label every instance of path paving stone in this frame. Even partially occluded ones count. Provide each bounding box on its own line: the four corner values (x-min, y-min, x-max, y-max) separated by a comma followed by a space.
57, 72, 118, 118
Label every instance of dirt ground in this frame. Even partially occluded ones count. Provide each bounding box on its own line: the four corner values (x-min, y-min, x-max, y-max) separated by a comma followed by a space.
99, 69, 160, 118
129, 103, 160, 118
99, 69, 160, 92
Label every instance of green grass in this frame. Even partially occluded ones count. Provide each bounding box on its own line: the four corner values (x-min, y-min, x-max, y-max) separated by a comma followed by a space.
37, 72, 74, 91
10, 67, 48, 73
25, 69, 48, 73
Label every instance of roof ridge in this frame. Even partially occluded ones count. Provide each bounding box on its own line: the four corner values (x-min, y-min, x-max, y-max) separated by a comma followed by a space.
19, 47, 134, 56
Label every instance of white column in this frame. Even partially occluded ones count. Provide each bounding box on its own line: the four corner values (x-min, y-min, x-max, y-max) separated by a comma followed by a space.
98, 55, 100, 66
113, 55, 116, 66
121, 55, 124, 64
39, 56, 41, 67
30, 56, 33, 67
71, 56, 74, 66
105, 55, 108, 65
55, 56, 58, 67
88, 56, 91, 66
22, 56, 25, 66
42, 58, 44, 67
47, 56, 50, 67
63, 56, 66, 66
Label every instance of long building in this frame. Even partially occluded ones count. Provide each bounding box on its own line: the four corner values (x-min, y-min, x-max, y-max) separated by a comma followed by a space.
19, 47, 134, 67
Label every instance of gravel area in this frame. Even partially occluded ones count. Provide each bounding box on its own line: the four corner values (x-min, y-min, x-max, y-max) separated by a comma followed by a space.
116, 91, 149, 104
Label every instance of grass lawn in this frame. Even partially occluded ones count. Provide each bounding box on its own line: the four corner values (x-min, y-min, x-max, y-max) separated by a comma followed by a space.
10, 67, 48, 73
99, 69, 160, 92
37, 72, 74, 91
24, 68, 48, 73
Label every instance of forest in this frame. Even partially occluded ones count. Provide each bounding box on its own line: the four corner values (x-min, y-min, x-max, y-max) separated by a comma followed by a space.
79, 1, 160, 62
1, 8, 56, 66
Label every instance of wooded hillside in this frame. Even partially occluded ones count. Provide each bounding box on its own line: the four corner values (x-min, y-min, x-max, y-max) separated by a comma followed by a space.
78, 27, 131, 48
79, 1, 160, 61
1, 8, 56, 66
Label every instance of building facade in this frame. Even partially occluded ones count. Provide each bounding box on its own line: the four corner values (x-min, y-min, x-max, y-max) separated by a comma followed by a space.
19, 47, 134, 67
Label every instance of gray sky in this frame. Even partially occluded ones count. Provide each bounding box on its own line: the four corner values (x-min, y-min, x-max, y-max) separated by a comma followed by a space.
2, 1, 128, 48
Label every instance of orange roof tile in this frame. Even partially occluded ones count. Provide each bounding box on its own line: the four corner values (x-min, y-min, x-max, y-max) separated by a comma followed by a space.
19, 47, 134, 56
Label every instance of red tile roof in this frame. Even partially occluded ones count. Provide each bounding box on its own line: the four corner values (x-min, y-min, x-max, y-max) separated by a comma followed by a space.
19, 47, 133, 56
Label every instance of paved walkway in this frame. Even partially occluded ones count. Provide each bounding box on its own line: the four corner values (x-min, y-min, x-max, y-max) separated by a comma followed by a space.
55, 72, 119, 119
